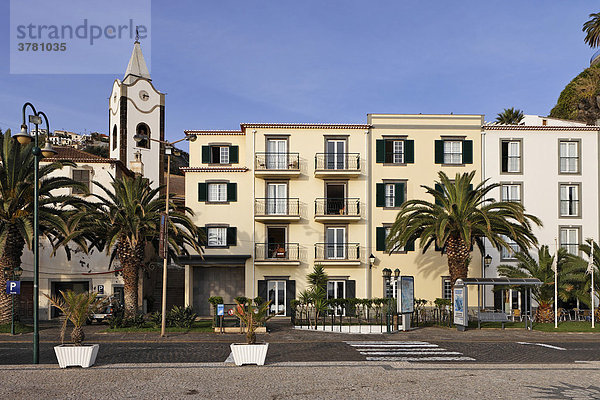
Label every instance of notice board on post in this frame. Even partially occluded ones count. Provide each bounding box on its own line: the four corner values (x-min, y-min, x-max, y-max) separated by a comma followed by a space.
397, 276, 414, 314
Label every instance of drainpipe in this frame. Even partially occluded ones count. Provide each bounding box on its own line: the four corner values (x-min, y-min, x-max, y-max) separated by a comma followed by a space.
252, 129, 257, 298
365, 128, 372, 298
481, 123, 486, 308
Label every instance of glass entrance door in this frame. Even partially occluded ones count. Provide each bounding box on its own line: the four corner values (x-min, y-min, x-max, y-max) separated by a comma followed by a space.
267, 280, 286, 316
326, 140, 346, 170
326, 227, 346, 259
327, 280, 346, 316
267, 139, 287, 169
267, 183, 288, 215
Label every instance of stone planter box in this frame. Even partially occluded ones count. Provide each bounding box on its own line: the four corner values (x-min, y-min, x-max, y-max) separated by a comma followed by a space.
54, 344, 99, 368
214, 326, 267, 333
230, 343, 269, 366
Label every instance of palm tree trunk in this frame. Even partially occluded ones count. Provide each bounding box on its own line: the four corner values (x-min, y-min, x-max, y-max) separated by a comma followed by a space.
0, 228, 25, 324
446, 235, 470, 284
117, 240, 145, 319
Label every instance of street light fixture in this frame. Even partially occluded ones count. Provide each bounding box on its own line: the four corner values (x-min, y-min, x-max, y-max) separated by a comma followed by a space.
133, 132, 196, 337
484, 254, 492, 267
394, 268, 401, 278
369, 253, 375, 269
14, 102, 56, 363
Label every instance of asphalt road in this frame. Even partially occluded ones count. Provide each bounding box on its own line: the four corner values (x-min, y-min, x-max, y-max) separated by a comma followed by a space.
1, 339, 599, 365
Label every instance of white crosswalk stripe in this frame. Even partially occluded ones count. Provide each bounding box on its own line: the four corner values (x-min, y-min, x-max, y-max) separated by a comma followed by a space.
346, 341, 475, 362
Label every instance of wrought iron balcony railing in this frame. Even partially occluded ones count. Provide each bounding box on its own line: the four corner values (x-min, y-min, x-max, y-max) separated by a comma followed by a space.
314, 198, 360, 216
314, 243, 360, 260
255, 152, 300, 171
255, 243, 300, 261
314, 153, 360, 171
255, 198, 300, 217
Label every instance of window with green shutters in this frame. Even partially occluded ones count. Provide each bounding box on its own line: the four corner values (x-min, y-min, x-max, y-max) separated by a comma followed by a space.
376, 226, 414, 252
376, 182, 406, 208
201, 226, 237, 248
201, 145, 239, 164
376, 139, 414, 164
434, 139, 473, 164
197, 182, 237, 202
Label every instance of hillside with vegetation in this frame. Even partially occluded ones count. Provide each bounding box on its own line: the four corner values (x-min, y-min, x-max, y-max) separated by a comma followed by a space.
549, 63, 600, 124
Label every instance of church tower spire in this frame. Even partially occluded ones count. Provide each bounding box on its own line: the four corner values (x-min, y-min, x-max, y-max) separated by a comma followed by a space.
108, 39, 165, 188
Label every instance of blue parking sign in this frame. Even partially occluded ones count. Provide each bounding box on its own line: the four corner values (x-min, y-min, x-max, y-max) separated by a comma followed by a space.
217, 304, 224, 316
6, 281, 20, 295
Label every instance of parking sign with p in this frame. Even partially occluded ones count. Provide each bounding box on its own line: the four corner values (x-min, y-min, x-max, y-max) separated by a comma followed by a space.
6, 281, 20, 295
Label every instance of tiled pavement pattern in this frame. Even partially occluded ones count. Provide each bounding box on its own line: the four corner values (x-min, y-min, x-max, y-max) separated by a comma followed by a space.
346, 341, 475, 362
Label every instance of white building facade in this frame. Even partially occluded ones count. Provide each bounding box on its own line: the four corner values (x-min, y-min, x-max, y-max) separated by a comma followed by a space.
482, 117, 600, 310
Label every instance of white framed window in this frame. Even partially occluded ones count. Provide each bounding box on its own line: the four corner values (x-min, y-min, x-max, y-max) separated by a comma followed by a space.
559, 141, 579, 174
443, 141, 462, 164
208, 183, 227, 202
207, 227, 227, 247
327, 280, 346, 316
500, 235, 519, 260
220, 146, 229, 164
442, 277, 452, 300
501, 184, 521, 203
560, 184, 580, 217
384, 226, 403, 252
385, 183, 395, 207
393, 140, 404, 164
501, 140, 521, 173
560, 227, 580, 255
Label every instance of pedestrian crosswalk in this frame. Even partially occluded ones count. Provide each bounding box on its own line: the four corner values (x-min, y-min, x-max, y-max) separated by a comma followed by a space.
346, 341, 475, 362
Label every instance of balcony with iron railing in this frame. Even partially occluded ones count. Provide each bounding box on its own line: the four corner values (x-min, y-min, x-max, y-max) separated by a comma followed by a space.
255, 198, 301, 221
314, 153, 361, 177
255, 243, 300, 265
314, 198, 360, 222
314, 243, 361, 265
255, 152, 301, 177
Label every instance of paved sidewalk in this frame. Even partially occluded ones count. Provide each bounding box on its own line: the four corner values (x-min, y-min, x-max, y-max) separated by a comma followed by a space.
1, 361, 599, 399
2, 319, 598, 344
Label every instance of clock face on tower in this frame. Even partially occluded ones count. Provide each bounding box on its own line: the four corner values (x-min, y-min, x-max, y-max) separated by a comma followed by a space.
139, 90, 150, 101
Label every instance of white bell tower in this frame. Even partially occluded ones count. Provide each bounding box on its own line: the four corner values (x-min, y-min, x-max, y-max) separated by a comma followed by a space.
109, 39, 164, 188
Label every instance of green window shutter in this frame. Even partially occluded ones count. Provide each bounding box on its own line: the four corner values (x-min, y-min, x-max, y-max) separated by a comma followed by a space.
376, 183, 385, 207
404, 140, 414, 164
227, 183, 237, 202
434, 140, 444, 164
227, 227, 237, 246
229, 145, 239, 164
463, 140, 473, 164
434, 183, 443, 205
395, 182, 405, 205
405, 238, 415, 252
202, 146, 211, 164
199, 227, 207, 246
376, 140, 385, 163
198, 183, 208, 202
376, 227, 386, 251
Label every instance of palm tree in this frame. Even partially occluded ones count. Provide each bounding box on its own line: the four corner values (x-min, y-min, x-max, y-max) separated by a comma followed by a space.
497, 246, 579, 322
387, 171, 542, 286
495, 108, 524, 125
563, 239, 600, 308
79, 174, 203, 318
583, 13, 600, 48
0, 130, 88, 324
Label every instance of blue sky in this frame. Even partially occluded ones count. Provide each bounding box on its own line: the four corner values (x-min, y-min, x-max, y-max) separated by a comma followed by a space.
0, 1, 598, 148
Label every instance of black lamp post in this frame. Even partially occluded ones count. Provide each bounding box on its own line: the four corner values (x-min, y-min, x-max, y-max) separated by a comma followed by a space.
13, 102, 57, 364
484, 254, 492, 267
3, 266, 23, 335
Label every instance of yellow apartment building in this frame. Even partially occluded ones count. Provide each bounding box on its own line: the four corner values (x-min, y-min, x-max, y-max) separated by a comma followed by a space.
180, 115, 484, 316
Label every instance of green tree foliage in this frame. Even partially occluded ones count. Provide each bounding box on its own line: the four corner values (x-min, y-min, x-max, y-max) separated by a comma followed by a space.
583, 12, 600, 48
495, 107, 524, 125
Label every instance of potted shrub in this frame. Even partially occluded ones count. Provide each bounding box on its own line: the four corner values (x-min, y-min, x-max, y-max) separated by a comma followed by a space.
45, 290, 109, 368
230, 299, 276, 366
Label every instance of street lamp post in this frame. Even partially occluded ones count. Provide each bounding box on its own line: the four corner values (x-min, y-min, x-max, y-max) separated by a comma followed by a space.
13, 102, 57, 364
3, 266, 23, 335
133, 132, 196, 337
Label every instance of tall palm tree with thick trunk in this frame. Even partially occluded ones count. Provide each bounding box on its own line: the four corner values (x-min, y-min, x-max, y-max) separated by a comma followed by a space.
0, 130, 88, 324
79, 174, 203, 318
583, 12, 600, 48
387, 171, 542, 286
495, 108, 524, 125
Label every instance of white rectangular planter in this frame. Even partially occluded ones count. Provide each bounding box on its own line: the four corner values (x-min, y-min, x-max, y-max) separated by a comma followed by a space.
54, 344, 99, 368
230, 343, 269, 366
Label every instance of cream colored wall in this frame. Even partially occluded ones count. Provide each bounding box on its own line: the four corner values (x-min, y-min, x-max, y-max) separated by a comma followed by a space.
251, 127, 369, 298
368, 114, 484, 304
